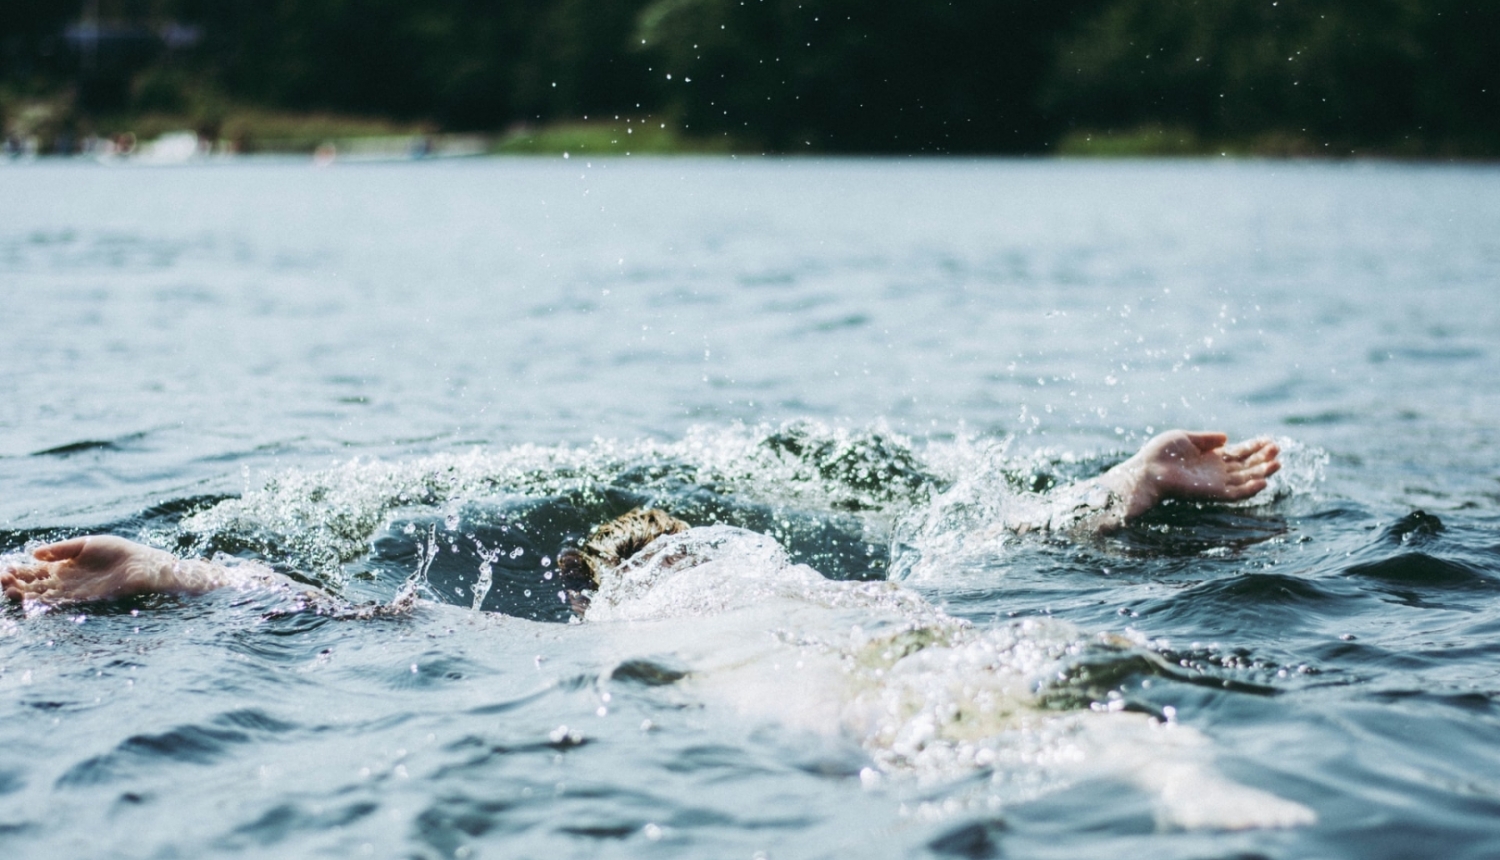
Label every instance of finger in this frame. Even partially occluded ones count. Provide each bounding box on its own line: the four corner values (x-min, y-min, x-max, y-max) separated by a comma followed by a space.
2, 570, 46, 601
5, 566, 43, 584
1226, 459, 1279, 483
1238, 449, 1279, 472
1227, 478, 1267, 500
1242, 458, 1280, 477
1222, 437, 1272, 461
34, 537, 90, 562
1238, 440, 1279, 464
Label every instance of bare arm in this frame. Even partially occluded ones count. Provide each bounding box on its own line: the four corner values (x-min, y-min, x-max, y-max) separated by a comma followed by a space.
1, 535, 285, 606
1018, 430, 1281, 533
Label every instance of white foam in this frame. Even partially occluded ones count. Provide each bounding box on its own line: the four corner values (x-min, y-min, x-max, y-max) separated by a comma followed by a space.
582, 525, 1314, 830
176, 422, 927, 582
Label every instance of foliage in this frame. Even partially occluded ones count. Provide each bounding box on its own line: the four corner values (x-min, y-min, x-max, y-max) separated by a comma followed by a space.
1046, 0, 1500, 156
490, 119, 731, 155
636, 0, 1101, 153
2, 0, 1495, 155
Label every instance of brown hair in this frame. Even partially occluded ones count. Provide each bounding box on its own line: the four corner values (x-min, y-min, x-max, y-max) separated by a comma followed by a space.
556, 508, 690, 592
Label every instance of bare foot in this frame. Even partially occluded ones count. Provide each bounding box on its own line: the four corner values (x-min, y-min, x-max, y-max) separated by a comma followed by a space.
1100, 430, 1281, 521
2, 536, 205, 606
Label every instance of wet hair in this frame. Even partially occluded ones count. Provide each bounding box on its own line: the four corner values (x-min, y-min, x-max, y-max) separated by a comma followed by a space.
556, 508, 689, 610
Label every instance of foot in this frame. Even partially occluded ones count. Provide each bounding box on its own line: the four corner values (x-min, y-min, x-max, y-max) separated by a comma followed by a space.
2, 536, 182, 606
1100, 431, 1281, 521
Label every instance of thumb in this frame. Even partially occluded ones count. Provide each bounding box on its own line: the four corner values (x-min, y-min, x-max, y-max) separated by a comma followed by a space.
1184, 431, 1228, 453
33, 536, 90, 562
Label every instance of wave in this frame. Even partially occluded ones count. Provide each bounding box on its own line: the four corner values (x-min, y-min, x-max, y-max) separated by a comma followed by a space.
567, 523, 1314, 829
0, 422, 1334, 833
144, 423, 1327, 608
172, 423, 933, 584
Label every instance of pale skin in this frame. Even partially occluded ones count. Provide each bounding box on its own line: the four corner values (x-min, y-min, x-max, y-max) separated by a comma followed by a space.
1, 430, 1279, 609
1093, 429, 1281, 523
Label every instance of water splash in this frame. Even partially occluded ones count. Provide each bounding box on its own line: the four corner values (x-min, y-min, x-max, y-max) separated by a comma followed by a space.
891, 434, 1327, 582
175, 422, 934, 586
580, 523, 1313, 829
172, 425, 1322, 601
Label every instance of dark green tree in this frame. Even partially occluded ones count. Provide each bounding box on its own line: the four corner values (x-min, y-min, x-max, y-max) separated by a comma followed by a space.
1044, 0, 1499, 155
637, 0, 1104, 152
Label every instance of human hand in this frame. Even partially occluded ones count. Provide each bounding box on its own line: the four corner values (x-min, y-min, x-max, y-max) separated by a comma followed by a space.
1, 536, 177, 606
1105, 431, 1281, 520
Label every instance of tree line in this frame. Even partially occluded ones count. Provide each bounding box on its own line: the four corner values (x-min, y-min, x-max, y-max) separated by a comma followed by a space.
3, 0, 1496, 155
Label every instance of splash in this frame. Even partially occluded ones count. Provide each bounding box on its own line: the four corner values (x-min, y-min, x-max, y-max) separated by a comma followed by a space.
891, 434, 1328, 582
582, 523, 1315, 830
172, 425, 1321, 598
175, 422, 934, 587
1266, 436, 1329, 499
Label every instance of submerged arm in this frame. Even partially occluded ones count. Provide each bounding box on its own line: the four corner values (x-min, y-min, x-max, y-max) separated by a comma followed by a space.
1, 535, 287, 606
1017, 430, 1281, 533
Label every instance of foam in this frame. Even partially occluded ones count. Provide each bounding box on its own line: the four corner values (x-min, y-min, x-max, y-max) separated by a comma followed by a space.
175, 422, 932, 584
580, 524, 1314, 829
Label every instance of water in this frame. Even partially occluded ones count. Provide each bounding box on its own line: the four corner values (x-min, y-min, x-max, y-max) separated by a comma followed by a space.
2, 157, 1499, 858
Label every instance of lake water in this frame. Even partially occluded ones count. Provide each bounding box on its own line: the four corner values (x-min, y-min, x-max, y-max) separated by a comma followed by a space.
2, 157, 1499, 859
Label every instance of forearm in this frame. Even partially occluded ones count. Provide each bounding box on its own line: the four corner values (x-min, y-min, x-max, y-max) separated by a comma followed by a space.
999, 454, 1159, 536
115, 547, 390, 618
1006, 476, 1131, 535
1092, 452, 1161, 522
153, 554, 285, 596
1005, 429, 1280, 535
2, 536, 297, 606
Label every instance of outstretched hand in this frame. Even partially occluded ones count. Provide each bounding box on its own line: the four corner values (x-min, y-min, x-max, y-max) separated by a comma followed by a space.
1, 536, 177, 606
1102, 430, 1281, 521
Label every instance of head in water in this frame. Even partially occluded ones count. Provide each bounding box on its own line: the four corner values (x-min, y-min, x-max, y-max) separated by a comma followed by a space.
556, 508, 689, 612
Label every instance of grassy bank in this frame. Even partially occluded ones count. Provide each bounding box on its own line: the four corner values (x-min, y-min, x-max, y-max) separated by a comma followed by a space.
1055, 124, 1496, 160
490, 120, 735, 156
5, 91, 1490, 160
1, 92, 742, 156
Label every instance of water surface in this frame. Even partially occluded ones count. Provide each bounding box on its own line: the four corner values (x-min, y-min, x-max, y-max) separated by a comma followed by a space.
2, 157, 1499, 858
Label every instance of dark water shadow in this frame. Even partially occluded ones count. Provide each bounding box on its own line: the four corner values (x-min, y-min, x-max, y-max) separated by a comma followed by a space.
1113, 503, 1288, 558
30, 431, 152, 458
1335, 511, 1500, 609
55, 708, 300, 789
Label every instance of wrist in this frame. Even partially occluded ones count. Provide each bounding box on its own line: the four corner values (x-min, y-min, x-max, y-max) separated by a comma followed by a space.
149, 549, 187, 592
1099, 454, 1159, 521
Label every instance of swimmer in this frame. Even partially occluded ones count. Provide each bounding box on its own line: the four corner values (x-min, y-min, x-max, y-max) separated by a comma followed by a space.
1, 430, 1279, 608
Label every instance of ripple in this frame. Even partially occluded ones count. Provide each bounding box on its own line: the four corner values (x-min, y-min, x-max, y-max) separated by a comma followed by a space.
1343, 553, 1494, 591
1138, 573, 1347, 632
229, 800, 379, 847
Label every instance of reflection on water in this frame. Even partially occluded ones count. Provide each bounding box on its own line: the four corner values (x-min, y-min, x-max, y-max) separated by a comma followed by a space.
2, 159, 1500, 858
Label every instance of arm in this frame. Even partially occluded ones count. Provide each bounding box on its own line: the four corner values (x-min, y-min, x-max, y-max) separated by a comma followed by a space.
1020, 431, 1281, 533
1, 535, 285, 606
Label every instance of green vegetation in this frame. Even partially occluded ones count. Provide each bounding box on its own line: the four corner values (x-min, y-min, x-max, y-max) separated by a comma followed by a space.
1044, 0, 1500, 159
1057, 125, 1203, 158
2, 0, 1495, 157
490, 120, 734, 155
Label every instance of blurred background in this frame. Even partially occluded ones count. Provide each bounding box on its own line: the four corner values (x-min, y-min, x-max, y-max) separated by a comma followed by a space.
3, 0, 1497, 159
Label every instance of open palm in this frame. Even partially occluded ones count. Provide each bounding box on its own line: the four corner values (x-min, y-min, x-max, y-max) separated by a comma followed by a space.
1, 536, 173, 605
1136, 431, 1280, 510
1097, 430, 1281, 522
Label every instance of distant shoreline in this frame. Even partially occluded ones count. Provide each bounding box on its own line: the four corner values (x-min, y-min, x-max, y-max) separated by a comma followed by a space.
5, 107, 1494, 164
